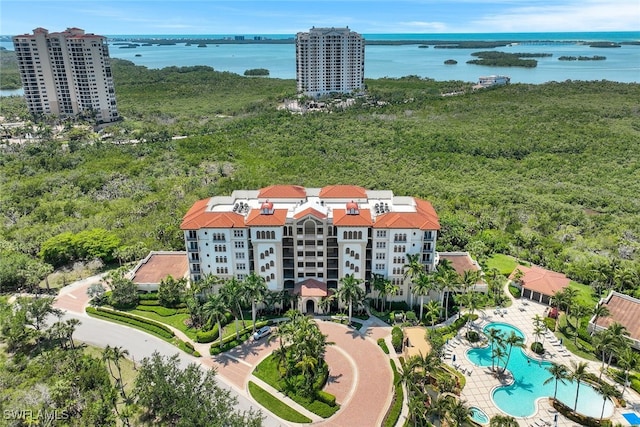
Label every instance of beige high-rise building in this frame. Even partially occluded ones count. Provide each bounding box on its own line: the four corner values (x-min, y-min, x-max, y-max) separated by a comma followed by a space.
12, 27, 119, 123
296, 27, 365, 98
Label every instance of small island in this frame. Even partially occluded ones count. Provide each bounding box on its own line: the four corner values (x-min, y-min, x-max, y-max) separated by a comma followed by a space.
444, 59, 458, 65
558, 55, 606, 61
467, 51, 552, 68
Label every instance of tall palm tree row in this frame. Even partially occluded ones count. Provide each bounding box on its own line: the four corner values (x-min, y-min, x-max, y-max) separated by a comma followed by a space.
244, 273, 268, 333
411, 272, 435, 322
544, 363, 569, 400
403, 253, 425, 310
569, 360, 589, 411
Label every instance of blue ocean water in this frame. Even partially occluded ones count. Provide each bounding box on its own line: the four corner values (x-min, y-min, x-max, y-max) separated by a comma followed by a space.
1, 32, 639, 88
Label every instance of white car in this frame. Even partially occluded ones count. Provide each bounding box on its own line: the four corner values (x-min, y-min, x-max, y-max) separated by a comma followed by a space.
252, 326, 271, 341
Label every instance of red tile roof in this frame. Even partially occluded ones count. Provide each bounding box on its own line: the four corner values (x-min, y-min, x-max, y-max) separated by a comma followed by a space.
333, 209, 373, 226
373, 198, 440, 230
509, 265, 570, 297
294, 278, 328, 297
597, 292, 640, 342
439, 253, 480, 276
293, 207, 327, 220
258, 185, 306, 199
245, 209, 288, 226
131, 253, 188, 284
319, 185, 367, 199
180, 198, 246, 229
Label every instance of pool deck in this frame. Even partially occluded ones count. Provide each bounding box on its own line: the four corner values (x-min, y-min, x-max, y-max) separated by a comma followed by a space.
446, 282, 640, 427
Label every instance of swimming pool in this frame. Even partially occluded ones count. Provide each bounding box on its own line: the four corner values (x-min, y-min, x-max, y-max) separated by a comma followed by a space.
466, 322, 614, 419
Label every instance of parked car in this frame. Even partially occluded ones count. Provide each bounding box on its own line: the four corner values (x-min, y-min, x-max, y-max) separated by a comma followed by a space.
252, 326, 271, 341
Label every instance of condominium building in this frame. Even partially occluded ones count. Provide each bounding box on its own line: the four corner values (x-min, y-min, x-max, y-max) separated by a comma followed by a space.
296, 27, 365, 98
180, 185, 440, 313
12, 27, 119, 123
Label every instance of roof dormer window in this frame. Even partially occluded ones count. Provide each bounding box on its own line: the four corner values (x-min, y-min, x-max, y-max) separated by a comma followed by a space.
346, 200, 359, 215
260, 200, 274, 215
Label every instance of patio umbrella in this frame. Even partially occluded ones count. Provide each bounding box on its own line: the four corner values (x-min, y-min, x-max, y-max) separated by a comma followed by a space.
452, 354, 456, 362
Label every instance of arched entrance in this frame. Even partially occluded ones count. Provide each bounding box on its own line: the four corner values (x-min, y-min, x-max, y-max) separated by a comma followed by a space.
306, 299, 315, 314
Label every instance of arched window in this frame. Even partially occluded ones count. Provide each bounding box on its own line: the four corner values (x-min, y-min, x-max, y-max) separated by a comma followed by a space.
358, 231, 363, 239
355, 253, 360, 260
264, 250, 269, 257
350, 263, 355, 270
355, 266, 359, 273
304, 220, 315, 235
265, 264, 269, 270
260, 253, 265, 260
350, 250, 355, 257
269, 247, 274, 254
343, 231, 347, 239
270, 231, 275, 239
345, 261, 350, 267
265, 276, 270, 282
270, 260, 274, 267
345, 247, 350, 254
348, 231, 353, 239
270, 273, 275, 279
261, 266, 265, 272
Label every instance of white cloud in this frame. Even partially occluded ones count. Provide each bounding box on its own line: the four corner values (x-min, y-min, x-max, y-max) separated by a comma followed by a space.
468, 0, 640, 32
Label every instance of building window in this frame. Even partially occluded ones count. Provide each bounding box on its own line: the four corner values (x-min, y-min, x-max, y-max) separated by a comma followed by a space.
234, 230, 244, 238
235, 241, 245, 248
269, 247, 274, 254
237, 263, 246, 270
187, 230, 197, 239
236, 252, 245, 259
377, 230, 387, 238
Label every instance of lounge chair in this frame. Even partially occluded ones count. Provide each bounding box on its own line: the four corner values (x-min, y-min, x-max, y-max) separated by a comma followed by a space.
467, 368, 473, 375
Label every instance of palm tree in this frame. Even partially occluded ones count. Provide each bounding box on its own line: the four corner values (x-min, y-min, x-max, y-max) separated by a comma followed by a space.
487, 328, 504, 372
424, 300, 441, 326
597, 382, 616, 422
101, 345, 132, 426
203, 293, 229, 346
459, 270, 481, 319
244, 273, 268, 333
220, 278, 246, 340
592, 330, 615, 380
337, 274, 365, 325
490, 414, 518, 427
384, 280, 400, 312
501, 331, 525, 373
371, 273, 386, 310
449, 399, 472, 427
412, 272, 435, 322
618, 346, 639, 397
404, 253, 425, 309
436, 268, 460, 320
318, 293, 336, 314
296, 354, 318, 397
492, 346, 507, 374
561, 287, 579, 319
570, 360, 589, 411
544, 363, 569, 400
605, 322, 630, 368
591, 303, 611, 329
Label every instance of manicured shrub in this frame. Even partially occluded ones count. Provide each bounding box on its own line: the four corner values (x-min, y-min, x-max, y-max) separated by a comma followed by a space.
138, 299, 161, 306
466, 330, 480, 342
196, 325, 220, 343
316, 390, 336, 407
192, 351, 201, 357
405, 311, 417, 323
508, 285, 521, 298
138, 292, 159, 300
383, 360, 403, 427
391, 326, 403, 353
377, 337, 390, 354
185, 341, 195, 351
543, 317, 556, 331
86, 306, 174, 339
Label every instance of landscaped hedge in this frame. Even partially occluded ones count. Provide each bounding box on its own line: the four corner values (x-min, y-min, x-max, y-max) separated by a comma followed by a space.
138, 292, 159, 300
195, 312, 234, 343
383, 359, 403, 427
391, 326, 403, 353
135, 304, 188, 316
316, 390, 336, 407
377, 338, 390, 354
86, 306, 174, 339
508, 285, 521, 298
248, 381, 312, 423
138, 299, 161, 306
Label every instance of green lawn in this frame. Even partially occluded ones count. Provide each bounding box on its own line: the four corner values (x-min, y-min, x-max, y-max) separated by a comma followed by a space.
485, 254, 519, 276
568, 281, 598, 307
83, 344, 138, 395
248, 381, 312, 423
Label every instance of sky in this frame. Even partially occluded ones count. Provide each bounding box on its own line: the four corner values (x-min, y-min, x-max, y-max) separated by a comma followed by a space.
1, 0, 639, 35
